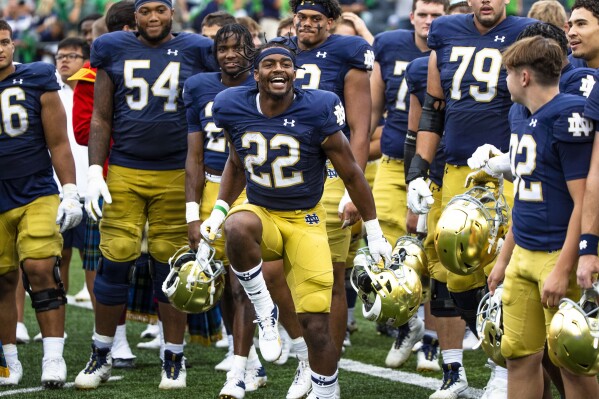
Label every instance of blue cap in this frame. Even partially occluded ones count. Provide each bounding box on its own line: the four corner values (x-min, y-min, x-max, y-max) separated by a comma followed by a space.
135, 0, 173, 10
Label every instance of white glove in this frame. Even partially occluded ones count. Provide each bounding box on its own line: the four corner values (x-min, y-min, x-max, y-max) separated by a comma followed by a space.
85, 164, 111, 221
365, 219, 392, 264
56, 183, 83, 233
337, 189, 353, 228
200, 200, 230, 243
407, 178, 434, 214
467, 144, 503, 170
487, 152, 511, 175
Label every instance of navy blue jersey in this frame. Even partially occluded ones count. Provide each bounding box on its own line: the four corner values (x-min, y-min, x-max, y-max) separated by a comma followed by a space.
428, 14, 535, 165
0, 62, 60, 212
184, 73, 254, 172
213, 87, 346, 210
560, 63, 596, 97
91, 31, 217, 170
585, 69, 599, 123
292, 34, 373, 137
405, 56, 445, 187
374, 30, 430, 158
509, 94, 594, 251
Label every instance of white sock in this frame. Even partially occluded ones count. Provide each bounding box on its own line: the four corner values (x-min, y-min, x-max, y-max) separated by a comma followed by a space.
42, 337, 65, 359
231, 355, 247, 376
347, 308, 355, 324
3, 344, 18, 364
494, 364, 508, 381
441, 349, 463, 365
164, 342, 184, 354
311, 369, 338, 398
247, 345, 261, 369
227, 334, 234, 354
231, 262, 274, 317
114, 324, 127, 341
93, 332, 114, 350
291, 337, 308, 362
424, 329, 438, 339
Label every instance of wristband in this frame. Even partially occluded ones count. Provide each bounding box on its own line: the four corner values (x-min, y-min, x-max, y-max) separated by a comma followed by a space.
186, 202, 200, 223
406, 154, 430, 183
579, 234, 599, 256
213, 199, 230, 216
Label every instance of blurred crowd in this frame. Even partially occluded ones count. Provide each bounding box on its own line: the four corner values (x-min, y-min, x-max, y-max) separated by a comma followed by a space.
0, 0, 577, 64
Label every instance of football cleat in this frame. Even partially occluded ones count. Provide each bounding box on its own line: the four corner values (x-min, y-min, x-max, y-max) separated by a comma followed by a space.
41, 357, 67, 388
286, 359, 312, 399
347, 320, 359, 334
159, 350, 186, 389
343, 329, 352, 347
0, 359, 23, 386
274, 326, 291, 365
220, 369, 246, 399
480, 360, 507, 399
244, 365, 267, 392
140, 323, 159, 339
215, 350, 234, 371
16, 322, 30, 345
385, 315, 425, 368
352, 248, 422, 328
417, 335, 441, 372
548, 283, 599, 376
435, 185, 509, 276
254, 305, 282, 362
74, 285, 91, 302
137, 335, 161, 350
162, 242, 226, 313
74, 344, 112, 390
429, 362, 469, 399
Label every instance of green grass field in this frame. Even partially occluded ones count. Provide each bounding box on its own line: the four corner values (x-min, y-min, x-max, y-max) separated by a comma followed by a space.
3, 257, 506, 398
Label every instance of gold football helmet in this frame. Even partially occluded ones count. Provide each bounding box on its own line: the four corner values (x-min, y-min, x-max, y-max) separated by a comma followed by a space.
547, 285, 599, 376
392, 236, 430, 303
162, 241, 225, 314
476, 285, 506, 367
434, 185, 509, 275
351, 248, 422, 328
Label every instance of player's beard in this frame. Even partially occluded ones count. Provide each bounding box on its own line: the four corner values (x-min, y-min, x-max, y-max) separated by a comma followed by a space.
139, 19, 172, 44
476, 9, 503, 28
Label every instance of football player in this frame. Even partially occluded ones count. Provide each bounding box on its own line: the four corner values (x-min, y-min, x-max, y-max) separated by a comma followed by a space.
487, 36, 599, 399
183, 23, 266, 399
288, 0, 375, 365
369, 0, 448, 369
406, 0, 534, 396
0, 20, 82, 387
74, 0, 216, 390
202, 41, 391, 399
568, 0, 599, 69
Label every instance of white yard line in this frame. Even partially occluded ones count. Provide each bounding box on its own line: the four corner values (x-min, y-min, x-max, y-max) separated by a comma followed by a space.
0, 376, 123, 397
339, 358, 485, 398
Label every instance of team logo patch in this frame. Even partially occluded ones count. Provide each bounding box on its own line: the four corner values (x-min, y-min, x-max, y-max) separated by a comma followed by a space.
167, 49, 179, 56
364, 49, 374, 70
580, 75, 596, 98
529, 119, 537, 127
13, 79, 23, 85
568, 112, 594, 137
305, 213, 320, 225
283, 119, 295, 127
316, 51, 327, 58
494, 35, 505, 42
334, 104, 346, 126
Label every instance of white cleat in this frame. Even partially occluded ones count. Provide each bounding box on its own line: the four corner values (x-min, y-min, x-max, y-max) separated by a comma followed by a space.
215, 350, 234, 372
0, 360, 23, 386
343, 329, 351, 347
385, 316, 425, 368
74, 286, 91, 302
140, 323, 159, 339
41, 357, 67, 388
480, 361, 507, 399
254, 305, 281, 362
244, 365, 267, 392
74, 345, 112, 390
462, 328, 479, 351
159, 350, 186, 389
429, 362, 469, 399
16, 322, 30, 344
286, 359, 312, 399
137, 335, 161, 350
416, 335, 441, 372
219, 369, 246, 399
274, 326, 291, 366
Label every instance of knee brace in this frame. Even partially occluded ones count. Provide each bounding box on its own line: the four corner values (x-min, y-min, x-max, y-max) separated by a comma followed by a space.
430, 279, 459, 318
21, 258, 67, 313
94, 257, 134, 306
150, 257, 171, 303
451, 286, 488, 338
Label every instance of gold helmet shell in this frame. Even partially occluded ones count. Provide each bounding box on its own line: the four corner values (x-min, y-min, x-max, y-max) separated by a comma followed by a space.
434, 186, 509, 275
547, 286, 599, 376
351, 248, 422, 328
392, 236, 430, 303
162, 242, 225, 314
476, 285, 506, 367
